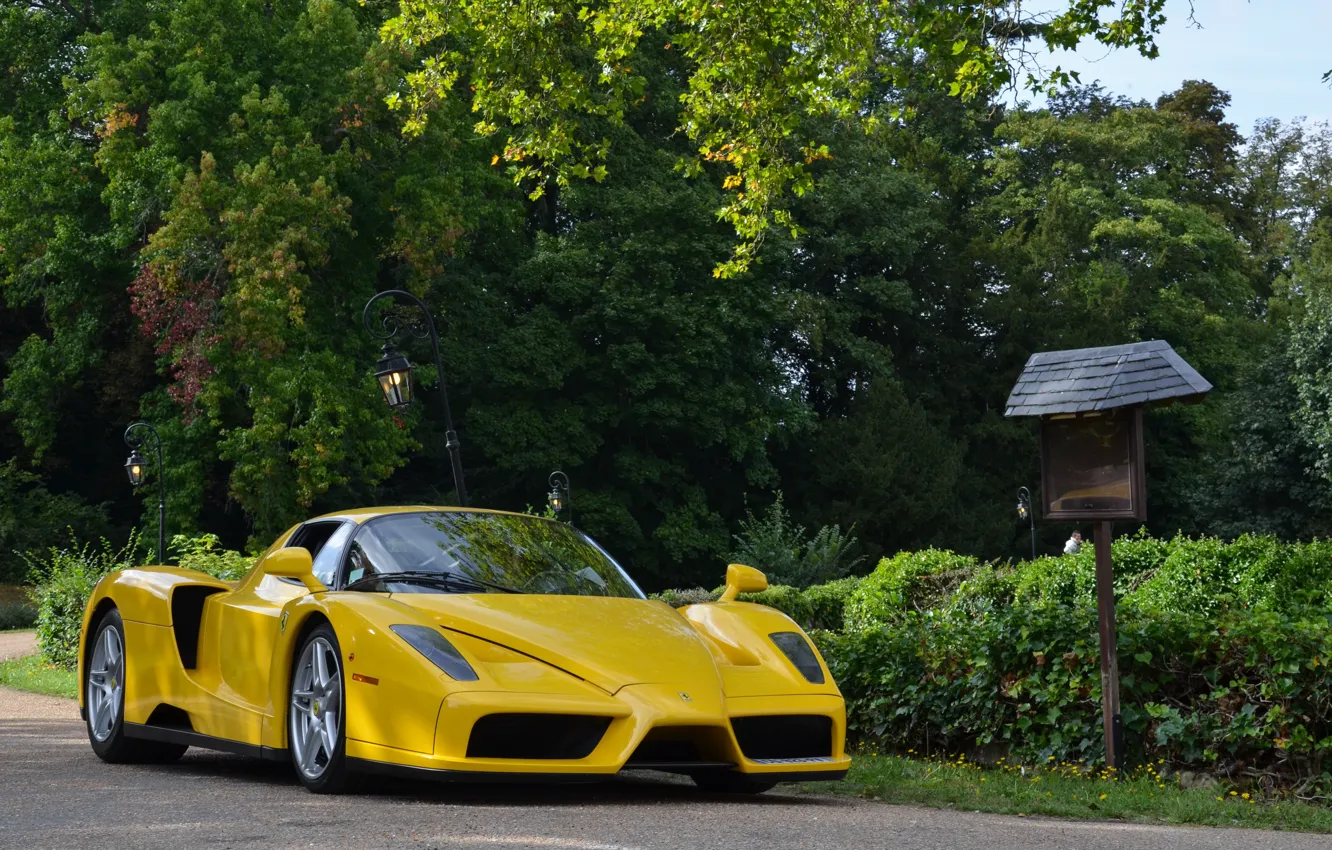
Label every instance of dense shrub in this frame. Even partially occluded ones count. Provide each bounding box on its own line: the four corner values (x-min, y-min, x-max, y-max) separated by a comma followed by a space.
819, 603, 1332, 786
172, 533, 255, 581
843, 548, 986, 631
653, 587, 719, 607
0, 602, 37, 630
1011, 531, 1332, 615
652, 577, 862, 631
25, 534, 142, 669
729, 494, 864, 587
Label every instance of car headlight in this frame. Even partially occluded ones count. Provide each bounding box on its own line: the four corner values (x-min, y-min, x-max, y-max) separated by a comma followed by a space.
769, 631, 826, 684
390, 625, 479, 681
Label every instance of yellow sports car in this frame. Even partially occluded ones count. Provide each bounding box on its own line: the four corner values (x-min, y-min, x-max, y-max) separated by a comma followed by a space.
78, 507, 849, 794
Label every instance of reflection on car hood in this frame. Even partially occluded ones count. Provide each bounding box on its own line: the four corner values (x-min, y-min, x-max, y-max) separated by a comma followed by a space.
393, 593, 720, 694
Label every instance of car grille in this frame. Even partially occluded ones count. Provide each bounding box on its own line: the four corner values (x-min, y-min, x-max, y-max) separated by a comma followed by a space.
466, 713, 611, 760
624, 725, 734, 768
730, 715, 832, 761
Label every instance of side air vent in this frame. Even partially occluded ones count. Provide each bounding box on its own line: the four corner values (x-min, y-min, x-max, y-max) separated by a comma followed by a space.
731, 715, 832, 761
170, 586, 225, 669
466, 714, 611, 760
145, 703, 193, 731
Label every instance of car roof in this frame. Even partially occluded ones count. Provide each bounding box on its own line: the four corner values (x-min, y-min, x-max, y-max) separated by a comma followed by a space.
302, 505, 539, 526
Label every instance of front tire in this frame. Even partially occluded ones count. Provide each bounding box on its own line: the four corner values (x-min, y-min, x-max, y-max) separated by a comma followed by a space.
691, 771, 778, 795
289, 623, 356, 793
86, 608, 186, 764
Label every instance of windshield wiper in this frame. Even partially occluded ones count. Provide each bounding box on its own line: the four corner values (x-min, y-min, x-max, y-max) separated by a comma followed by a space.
344, 570, 524, 594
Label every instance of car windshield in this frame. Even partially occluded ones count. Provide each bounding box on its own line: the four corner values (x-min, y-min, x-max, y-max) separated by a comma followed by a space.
343, 511, 644, 598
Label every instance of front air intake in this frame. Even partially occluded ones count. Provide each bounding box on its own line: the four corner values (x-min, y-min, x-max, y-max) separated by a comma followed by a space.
466, 713, 611, 760
730, 715, 832, 761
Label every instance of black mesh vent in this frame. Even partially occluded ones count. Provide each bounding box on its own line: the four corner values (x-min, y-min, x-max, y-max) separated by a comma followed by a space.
731, 715, 832, 760
466, 714, 611, 760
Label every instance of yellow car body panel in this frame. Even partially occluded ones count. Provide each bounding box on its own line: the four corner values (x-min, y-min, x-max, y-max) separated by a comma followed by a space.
77, 507, 850, 785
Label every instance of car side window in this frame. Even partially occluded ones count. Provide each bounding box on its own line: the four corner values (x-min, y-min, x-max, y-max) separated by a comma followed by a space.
286, 521, 351, 588
310, 523, 354, 588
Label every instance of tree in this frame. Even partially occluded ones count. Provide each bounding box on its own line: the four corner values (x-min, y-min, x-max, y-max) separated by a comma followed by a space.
382, 0, 1182, 276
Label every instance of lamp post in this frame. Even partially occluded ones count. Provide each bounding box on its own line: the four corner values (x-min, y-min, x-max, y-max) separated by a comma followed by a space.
362, 289, 468, 506
124, 421, 166, 563
1016, 486, 1036, 561
547, 471, 571, 523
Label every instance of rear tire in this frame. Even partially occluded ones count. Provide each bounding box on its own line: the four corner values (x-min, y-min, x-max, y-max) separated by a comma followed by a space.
86, 608, 187, 764
691, 771, 778, 795
289, 623, 357, 794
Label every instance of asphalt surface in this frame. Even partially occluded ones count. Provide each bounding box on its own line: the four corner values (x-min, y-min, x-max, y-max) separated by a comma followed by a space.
0, 642, 1327, 850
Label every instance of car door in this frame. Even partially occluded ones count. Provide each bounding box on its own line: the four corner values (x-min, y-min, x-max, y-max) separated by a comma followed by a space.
192, 521, 354, 742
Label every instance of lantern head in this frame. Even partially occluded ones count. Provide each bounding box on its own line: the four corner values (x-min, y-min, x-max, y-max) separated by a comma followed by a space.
125, 450, 147, 487
374, 344, 413, 409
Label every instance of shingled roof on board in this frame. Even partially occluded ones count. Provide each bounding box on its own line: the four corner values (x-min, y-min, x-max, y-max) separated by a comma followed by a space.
1004, 340, 1212, 417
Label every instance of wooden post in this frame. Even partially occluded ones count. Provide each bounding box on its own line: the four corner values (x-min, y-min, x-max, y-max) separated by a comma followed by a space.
1094, 520, 1123, 773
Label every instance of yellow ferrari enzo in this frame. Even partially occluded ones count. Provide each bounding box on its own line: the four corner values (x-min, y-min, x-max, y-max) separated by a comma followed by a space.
77, 507, 849, 794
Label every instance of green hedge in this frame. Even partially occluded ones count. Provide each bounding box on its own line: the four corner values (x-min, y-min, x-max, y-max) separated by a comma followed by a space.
654, 577, 861, 631
668, 532, 1332, 785
818, 603, 1332, 785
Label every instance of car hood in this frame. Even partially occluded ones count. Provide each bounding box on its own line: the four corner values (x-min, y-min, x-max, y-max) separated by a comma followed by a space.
393, 593, 720, 694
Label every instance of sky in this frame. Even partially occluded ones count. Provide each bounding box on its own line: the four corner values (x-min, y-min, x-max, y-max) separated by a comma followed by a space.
1023, 0, 1331, 133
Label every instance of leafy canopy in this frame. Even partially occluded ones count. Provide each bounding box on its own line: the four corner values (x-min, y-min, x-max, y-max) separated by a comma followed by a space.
382, 0, 1178, 276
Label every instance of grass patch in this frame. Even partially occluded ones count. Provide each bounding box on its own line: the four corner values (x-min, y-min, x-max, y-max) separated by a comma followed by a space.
0, 653, 77, 700
795, 754, 1332, 833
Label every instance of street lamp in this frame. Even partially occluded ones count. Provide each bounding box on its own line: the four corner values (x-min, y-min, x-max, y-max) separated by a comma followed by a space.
1017, 486, 1036, 561
548, 471, 571, 523
124, 422, 166, 563
362, 289, 468, 506
374, 344, 413, 408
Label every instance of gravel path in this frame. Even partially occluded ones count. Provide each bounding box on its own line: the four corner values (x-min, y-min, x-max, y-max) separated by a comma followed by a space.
0, 633, 76, 721
0, 630, 37, 662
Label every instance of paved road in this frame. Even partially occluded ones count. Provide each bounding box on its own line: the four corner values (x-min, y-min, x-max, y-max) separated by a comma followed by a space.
0, 678, 1326, 850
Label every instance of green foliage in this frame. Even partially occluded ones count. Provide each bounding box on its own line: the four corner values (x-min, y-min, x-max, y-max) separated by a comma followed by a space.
0, 601, 36, 630
844, 549, 984, 631
653, 575, 861, 631
170, 533, 256, 582
802, 531, 1332, 785
1009, 531, 1332, 615
820, 603, 1332, 784
730, 494, 863, 588
384, 0, 1173, 275
0, 0, 1323, 595
0, 461, 110, 583
24, 533, 142, 669
0, 654, 78, 700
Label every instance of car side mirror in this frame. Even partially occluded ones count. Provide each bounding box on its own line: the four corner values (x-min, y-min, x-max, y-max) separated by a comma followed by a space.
719, 563, 767, 602
264, 547, 324, 592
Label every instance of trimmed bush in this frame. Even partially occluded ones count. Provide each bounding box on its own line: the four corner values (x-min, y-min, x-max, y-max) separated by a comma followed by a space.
843, 548, 985, 631
25, 534, 141, 669
797, 576, 861, 631
654, 577, 862, 631
818, 602, 1332, 786
0, 601, 37, 630
1011, 531, 1332, 615
653, 587, 718, 607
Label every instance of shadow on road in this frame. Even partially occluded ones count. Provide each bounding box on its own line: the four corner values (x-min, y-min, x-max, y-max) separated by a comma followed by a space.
148, 748, 846, 807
